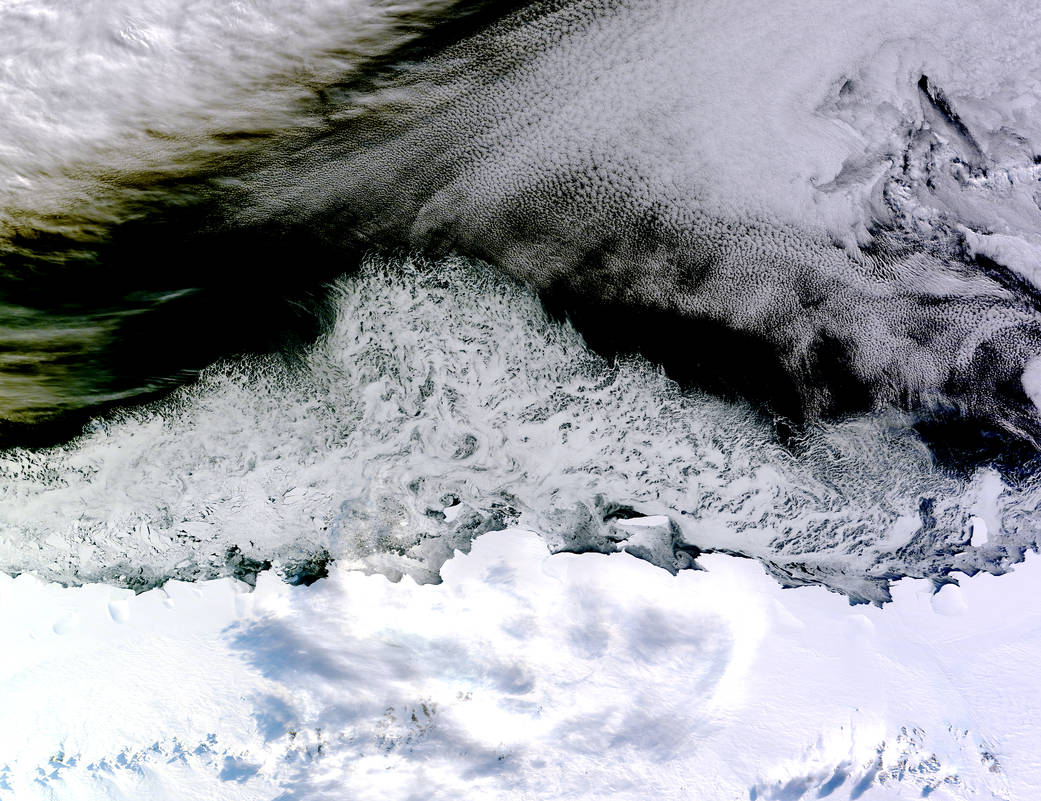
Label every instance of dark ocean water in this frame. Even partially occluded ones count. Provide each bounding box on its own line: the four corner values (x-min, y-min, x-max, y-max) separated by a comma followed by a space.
0, 0, 523, 443
4, 0, 1041, 599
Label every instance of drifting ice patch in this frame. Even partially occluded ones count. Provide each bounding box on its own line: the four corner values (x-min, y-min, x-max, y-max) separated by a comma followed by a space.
1, 255, 1039, 601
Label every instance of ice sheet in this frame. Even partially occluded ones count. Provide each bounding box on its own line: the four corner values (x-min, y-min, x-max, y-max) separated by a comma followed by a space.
1, 529, 1036, 799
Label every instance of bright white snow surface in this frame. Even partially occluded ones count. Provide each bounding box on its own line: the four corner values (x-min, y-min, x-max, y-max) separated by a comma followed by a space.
0, 527, 1035, 800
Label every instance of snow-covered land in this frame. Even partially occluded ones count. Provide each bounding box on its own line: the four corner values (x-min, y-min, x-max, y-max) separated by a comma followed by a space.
6, 0, 1041, 798
2, 257, 1038, 799
1, 528, 1036, 800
